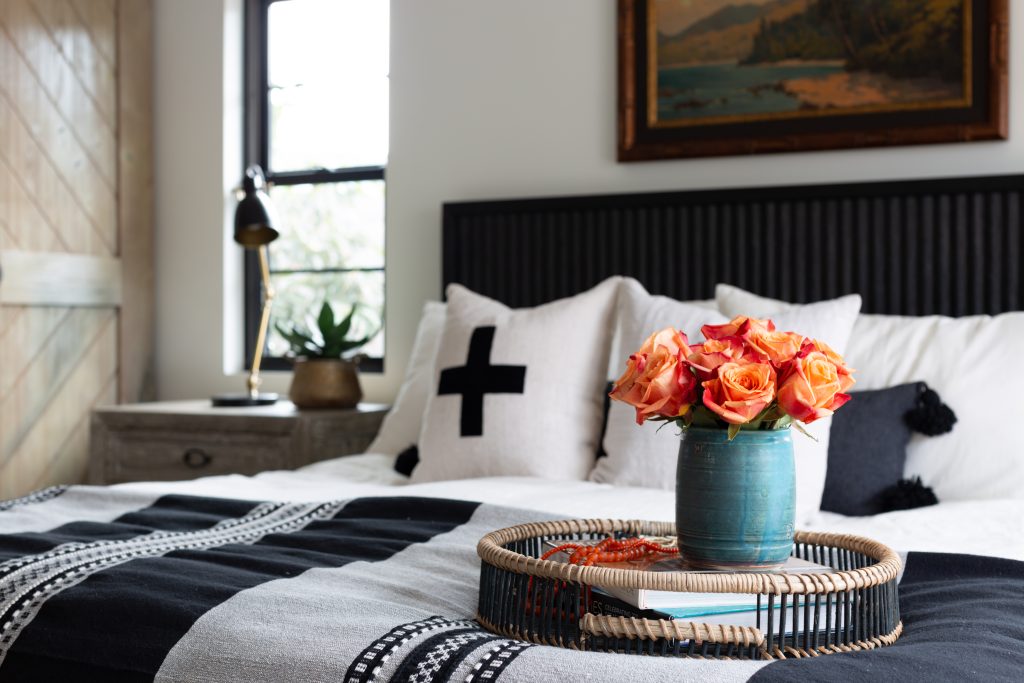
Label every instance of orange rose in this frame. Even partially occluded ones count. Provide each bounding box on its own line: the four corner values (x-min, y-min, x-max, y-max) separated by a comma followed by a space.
777, 348, 851, 424
639, 327, 688, 357
701, 361, 777, 425
686, 336, 755, 380
610, 328, 697, 424
609, 328, 686, 403
701, 315, 775, 342
744, 329, 804, 366
803, 339, 855, 392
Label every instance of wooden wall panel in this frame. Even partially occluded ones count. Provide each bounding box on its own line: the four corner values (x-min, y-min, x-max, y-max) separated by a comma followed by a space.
0, 0, 117, 256
0, 0, 154, 499
0, 310, 117, 498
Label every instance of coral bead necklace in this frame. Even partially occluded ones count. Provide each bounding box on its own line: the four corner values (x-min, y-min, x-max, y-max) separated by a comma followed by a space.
540, 536, 678, 566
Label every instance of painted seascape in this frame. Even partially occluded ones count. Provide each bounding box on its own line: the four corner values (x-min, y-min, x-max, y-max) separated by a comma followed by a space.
653, 0, 967, 125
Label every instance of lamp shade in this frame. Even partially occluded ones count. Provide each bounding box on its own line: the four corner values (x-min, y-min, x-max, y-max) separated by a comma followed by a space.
233, 165, 280, 248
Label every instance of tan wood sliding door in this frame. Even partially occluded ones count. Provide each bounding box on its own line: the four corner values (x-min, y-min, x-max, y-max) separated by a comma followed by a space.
0, 0, 153, 499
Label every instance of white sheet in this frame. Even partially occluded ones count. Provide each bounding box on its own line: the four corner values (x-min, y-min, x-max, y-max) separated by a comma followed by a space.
111, 453, 1024, 563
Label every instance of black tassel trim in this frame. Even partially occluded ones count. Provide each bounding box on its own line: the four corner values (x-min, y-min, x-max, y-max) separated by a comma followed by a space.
879, 476, 939, 512
394, 445, 419, 476
905, 386, 957, 436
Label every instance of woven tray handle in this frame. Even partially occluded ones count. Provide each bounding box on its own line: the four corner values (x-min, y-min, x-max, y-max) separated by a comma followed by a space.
580, 613, 767, 652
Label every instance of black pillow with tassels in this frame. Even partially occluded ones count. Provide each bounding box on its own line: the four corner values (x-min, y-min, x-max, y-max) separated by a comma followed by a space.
821, 382, 954, 517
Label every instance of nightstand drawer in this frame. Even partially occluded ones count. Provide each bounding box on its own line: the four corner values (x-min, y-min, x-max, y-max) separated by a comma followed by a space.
102, 432, 291, 483
89, 401, 389, 485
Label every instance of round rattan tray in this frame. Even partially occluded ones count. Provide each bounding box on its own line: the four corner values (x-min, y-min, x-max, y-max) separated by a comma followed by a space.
476, 519, 902, 660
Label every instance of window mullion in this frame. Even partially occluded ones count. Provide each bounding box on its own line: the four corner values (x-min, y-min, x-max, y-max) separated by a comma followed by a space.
267, 166, 385, 186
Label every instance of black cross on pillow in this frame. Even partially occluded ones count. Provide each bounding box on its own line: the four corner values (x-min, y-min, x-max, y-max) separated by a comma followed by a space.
438, 326, 526, 437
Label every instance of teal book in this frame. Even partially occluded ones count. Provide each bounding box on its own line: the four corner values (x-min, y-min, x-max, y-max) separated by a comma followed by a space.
593, 555, 834, 613
589, 588, 841, 635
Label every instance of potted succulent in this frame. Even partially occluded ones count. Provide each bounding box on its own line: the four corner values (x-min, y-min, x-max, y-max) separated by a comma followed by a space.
275, 301, 378, 409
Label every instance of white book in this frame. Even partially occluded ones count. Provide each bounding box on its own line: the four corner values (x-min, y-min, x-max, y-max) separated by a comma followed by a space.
542, 541, 833, 616
605, 556, 834, 612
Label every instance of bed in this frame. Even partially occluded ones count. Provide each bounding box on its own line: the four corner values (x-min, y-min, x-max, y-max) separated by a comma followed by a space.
3, 173, 1024, 681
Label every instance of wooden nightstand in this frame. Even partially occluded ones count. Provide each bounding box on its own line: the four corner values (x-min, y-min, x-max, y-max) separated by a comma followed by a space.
88, 400, 389, 485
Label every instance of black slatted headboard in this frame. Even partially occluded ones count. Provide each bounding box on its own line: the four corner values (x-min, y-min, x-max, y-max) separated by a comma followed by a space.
443, 174, 1023, 316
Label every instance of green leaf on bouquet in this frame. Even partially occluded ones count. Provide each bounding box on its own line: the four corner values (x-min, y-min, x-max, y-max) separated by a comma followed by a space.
656, 420, 682, 436
758, 403, 786, 423
689, 405, 721, 429
727, 423, 742, 441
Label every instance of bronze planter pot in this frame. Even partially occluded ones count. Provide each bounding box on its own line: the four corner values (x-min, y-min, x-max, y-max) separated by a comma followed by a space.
288, 358, 362, 409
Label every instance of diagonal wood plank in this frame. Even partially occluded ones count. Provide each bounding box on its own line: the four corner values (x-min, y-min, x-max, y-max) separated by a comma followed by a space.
0, 308, 114, 461
1, 312, 116, 499
0, 306, 69, 396
0, 307, 86, 462
0, 0, 118, 211
0, 39, 73, 254
0, 63, 115, 257
29, 370, 116, 491
0, 307, 112, 460
0, 98, 80, 254
0, 221, 18, 251
0, 158, 65, 252
66, 0, 115, 67
0, 305, 26, 343
28, 0, 117, 129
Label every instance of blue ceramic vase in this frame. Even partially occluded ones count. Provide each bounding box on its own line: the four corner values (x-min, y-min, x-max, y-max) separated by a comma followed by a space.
675, 428, 795, 570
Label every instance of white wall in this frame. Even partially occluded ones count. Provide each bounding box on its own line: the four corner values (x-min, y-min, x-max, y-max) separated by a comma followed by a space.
155, 0, 246, 401
156, 0, 1024, 403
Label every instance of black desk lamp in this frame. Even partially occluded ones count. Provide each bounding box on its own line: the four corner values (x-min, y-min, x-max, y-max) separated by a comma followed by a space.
212, 165, 280, 407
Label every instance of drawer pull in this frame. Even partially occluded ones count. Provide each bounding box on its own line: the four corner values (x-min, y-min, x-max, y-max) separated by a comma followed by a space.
183, 448, 213, 469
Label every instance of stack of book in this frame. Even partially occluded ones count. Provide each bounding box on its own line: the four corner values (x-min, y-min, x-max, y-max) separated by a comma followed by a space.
545, 542, 838, 634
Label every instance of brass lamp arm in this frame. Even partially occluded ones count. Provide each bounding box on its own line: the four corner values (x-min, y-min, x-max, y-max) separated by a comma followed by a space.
247, 245, 274, 397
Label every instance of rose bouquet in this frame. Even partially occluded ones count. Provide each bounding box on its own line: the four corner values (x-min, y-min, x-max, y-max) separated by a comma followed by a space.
610, 316, 855, 440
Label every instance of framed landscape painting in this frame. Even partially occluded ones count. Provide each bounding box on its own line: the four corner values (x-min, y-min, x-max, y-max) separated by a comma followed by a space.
618, 0, 1008, 161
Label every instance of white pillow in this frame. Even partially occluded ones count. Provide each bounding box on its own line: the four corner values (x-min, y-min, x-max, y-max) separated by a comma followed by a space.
592, 278, 728, 489
712, 284, 863, 523
715, 284, 863, 354
411, 277, 621, 483
845, 312, 1024, 501
366, 301, 446, 456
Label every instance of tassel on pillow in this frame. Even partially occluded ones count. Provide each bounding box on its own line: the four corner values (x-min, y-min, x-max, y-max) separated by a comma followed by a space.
905, 386, 957, 436
878, 476, 939, 512
394, 445, 419, 476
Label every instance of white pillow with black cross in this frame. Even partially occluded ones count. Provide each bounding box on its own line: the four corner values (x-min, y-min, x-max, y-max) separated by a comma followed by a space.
410, 277, 622, 483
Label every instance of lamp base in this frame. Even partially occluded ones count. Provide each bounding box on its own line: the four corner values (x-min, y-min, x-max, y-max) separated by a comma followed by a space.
211, 393, 279, 407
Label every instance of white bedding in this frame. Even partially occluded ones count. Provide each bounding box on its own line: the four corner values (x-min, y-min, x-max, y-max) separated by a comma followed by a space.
109, 453, 1024, 563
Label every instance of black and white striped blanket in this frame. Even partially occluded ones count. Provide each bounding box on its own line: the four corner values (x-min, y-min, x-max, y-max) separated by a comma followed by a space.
1, 487, 1023, 682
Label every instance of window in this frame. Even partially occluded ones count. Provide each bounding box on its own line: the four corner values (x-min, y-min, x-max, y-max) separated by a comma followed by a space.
244, 0, 388, 372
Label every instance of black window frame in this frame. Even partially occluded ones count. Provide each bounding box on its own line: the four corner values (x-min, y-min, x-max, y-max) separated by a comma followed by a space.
243, 0, 385, 373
